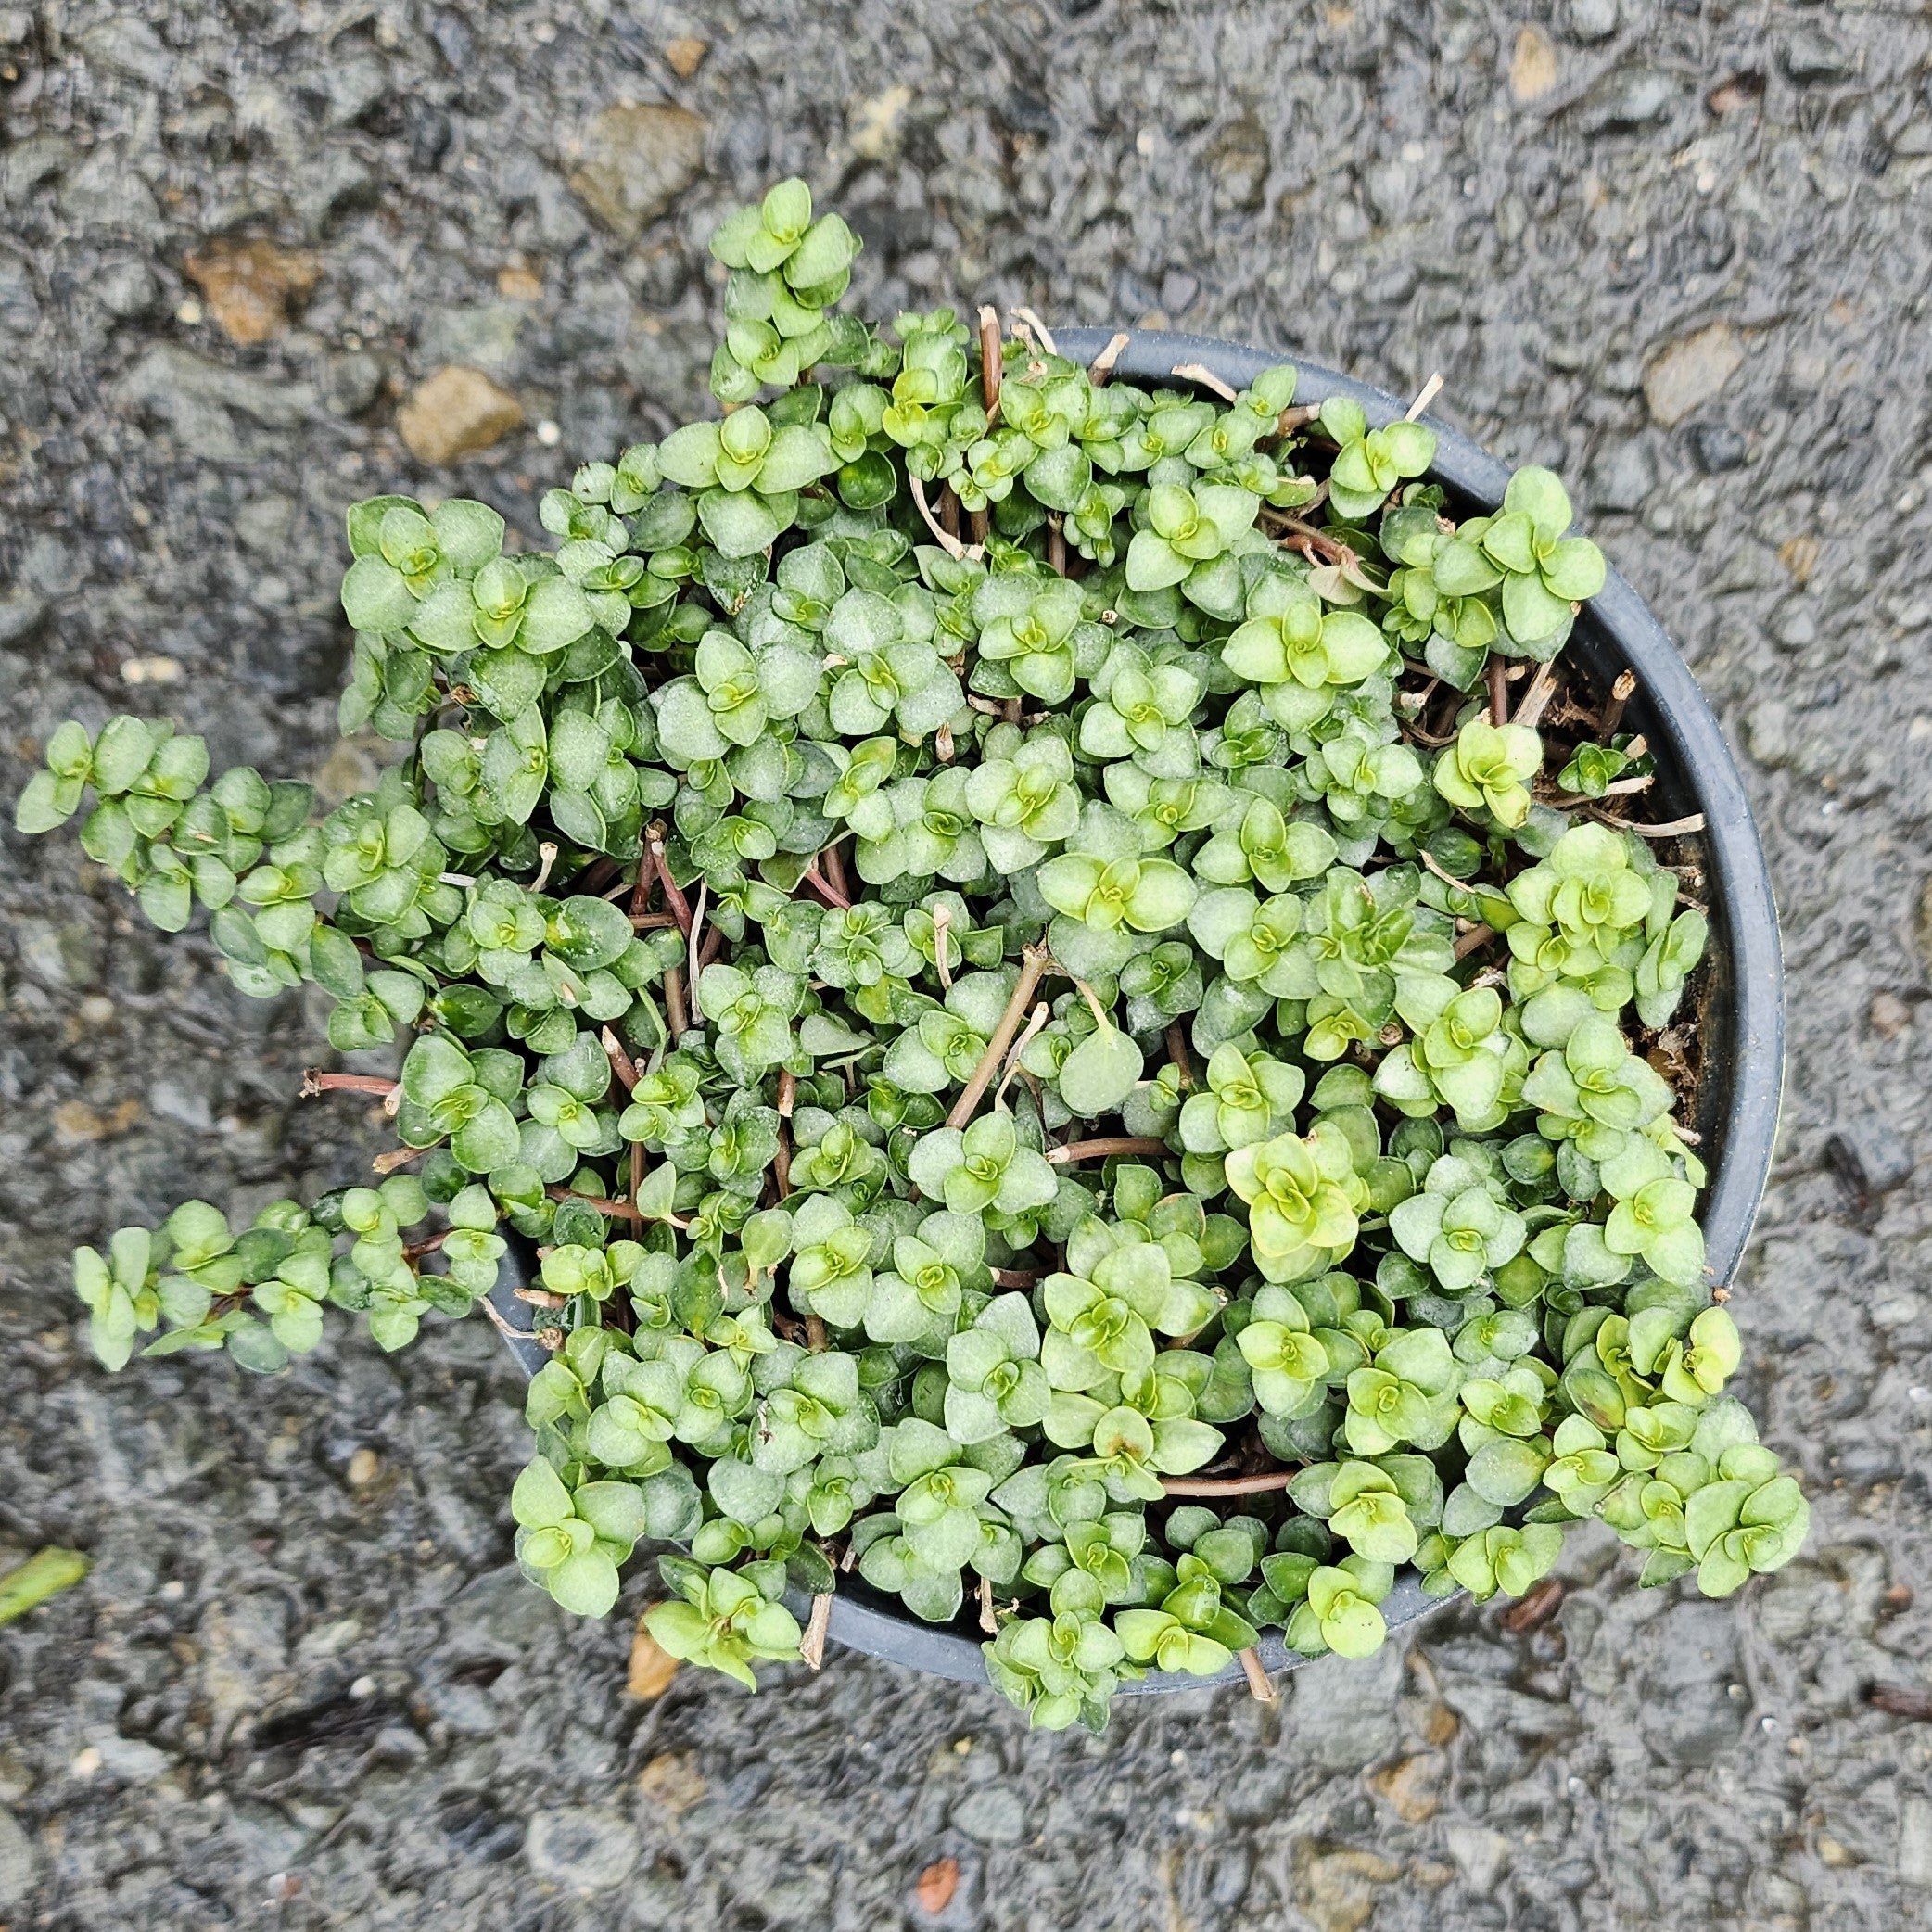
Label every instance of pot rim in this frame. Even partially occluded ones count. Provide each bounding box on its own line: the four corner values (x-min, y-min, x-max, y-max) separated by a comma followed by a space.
491, 327, 1786, 1697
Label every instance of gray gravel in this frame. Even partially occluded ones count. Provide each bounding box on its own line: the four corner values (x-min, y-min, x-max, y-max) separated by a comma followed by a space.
5, 1, 1932, 1926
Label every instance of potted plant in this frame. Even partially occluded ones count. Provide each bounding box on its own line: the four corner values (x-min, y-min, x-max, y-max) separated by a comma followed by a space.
15, 179, 1803, 1731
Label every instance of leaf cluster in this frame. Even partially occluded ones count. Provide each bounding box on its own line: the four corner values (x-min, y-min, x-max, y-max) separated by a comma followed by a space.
16, 178, 1797, 1735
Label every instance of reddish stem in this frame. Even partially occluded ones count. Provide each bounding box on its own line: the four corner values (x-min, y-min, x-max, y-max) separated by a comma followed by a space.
820, 836, 852, 904
545, 1185, 643, 1223
1046, 1137, 1172, 1165
600, 1026, 640, 1094
799, 866, 852, 911
646, 823, 693, 936
978, 305, 1002, 413
303, 1072, 397, 1099
1165, 1023, 1196, 1091
1161, 1469, 1298, 1497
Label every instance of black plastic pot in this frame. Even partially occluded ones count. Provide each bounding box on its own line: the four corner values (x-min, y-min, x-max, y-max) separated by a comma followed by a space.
489, 329, 1785, 1694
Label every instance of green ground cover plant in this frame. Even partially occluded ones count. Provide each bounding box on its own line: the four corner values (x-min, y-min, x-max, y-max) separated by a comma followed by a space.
17, 180, 1804, 1732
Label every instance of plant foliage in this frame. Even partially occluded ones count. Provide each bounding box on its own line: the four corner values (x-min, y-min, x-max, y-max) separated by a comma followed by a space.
16, 179, 1802, 1732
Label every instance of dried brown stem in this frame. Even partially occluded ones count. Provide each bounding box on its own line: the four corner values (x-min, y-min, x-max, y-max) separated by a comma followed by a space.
646, 824, 693, 936
978, 305, 1003, 413
1513, 662, 1559, 731
1161, 1469, 1298, 1497
481, 1299, 533, 1344
303, 1071, 398, 1099
663, 963, 689, 1037
687, 879, 707, 994
799, 1591, 834, 1669
979, 1573, 998, 1635
401, 1230, 449, 1263
1170, 361, 1239, 402
945, 943, 1053, 1131
1087, 330, 1130, 386
993, 1001, 1051, 1111
1586, 807, 1706, 839
600, 1027, 640, 1094
800, 864, 852, 910
1404, 372, 1444, 422
1010, 305, 1057, 355
1047, 1137, 1171, 1165
1165, 1022, 1196, 1091
910, 473, 970, 561
546, 1185, 645, 1222
544, 1175, 687, 1221
514, 1285, 569, 1310
1454, 924, 1497, 961
1600, 669, 1638, 737
1046, 515, 1067, 576
1239, 1646, 1278, 1704
1551, 774, 1655, 808
372, 1142, 434, 1175
821, 837, 851, 904
1487, 655, 1510, 728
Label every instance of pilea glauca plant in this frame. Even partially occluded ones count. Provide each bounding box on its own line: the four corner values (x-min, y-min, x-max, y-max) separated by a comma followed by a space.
17, 180, 1804, 1733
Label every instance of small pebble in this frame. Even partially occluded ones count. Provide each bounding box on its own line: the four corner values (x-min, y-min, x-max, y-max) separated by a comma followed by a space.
1871, 991, 1912, 1037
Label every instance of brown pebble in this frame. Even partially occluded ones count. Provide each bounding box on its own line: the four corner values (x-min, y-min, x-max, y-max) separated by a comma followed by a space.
664, 34, 707, 76
184, 238, 320, 345
1501, 1577, 1566, 1633
1366, 1750, 1443, 1824
627, 1620, 680, 1699
52, 1097, 143, 1143
397, 366, 526, 466
1507, 25, 1557, 102
914, 1857, 960, 1915
1871, 991, 1913, 1038
638, 1749, 706, 1813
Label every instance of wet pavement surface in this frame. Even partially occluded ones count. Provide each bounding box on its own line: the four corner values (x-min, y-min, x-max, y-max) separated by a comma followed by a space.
4, 2, 1932, 1926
